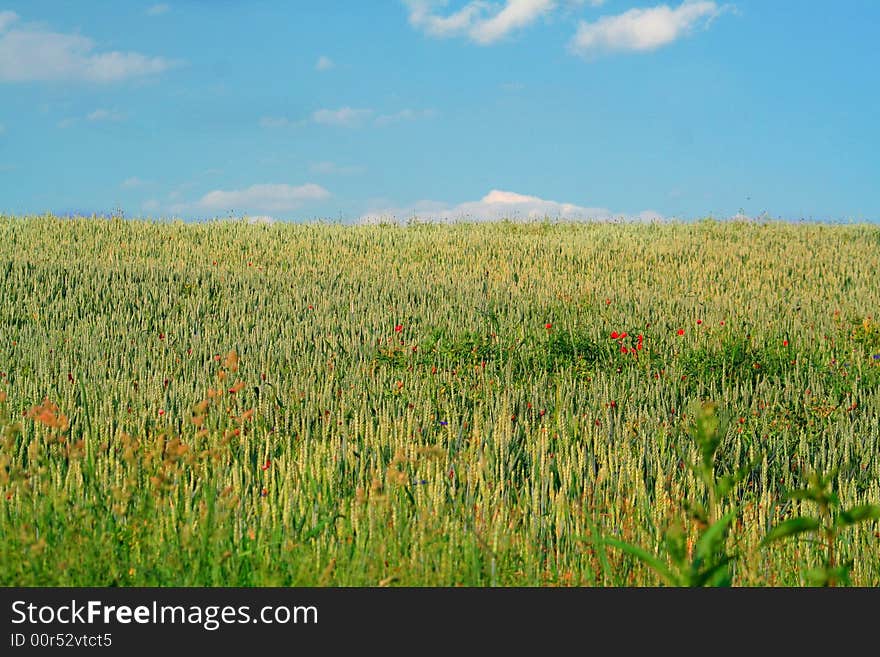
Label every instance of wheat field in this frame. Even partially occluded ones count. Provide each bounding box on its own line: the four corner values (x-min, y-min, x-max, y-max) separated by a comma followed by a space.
1, 215, 879, 585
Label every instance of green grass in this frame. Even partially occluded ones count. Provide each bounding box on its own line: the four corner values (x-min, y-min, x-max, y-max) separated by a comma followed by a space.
1, 214, 879, 586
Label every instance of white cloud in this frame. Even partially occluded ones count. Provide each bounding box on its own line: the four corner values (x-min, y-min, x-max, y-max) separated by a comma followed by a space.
374, 108, 437, 126
361, 189, 662, 223
405, 0, 556, 44
312, 107, 373, 127
147, 4, 170, 16
315, 55, 334, 71
142, 199, 161, 212
122, 176, 148, 188
0, 10, 17, 32
0, 12, 179, 82
87, 108, 125, 121
58, 108, 125, 127
569, 1, 724, 56
196, 183, 330, 212
167, 182, 196, 201
471, 0, 556, 44
405, 0, 487, 38
247, 215, 277, 225
262, 107, 430, 130
309, 161, 364, 175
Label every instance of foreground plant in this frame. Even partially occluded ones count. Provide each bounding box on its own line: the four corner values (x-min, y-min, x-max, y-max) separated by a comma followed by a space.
762, 469, 880, 586
600, 401, 754, 586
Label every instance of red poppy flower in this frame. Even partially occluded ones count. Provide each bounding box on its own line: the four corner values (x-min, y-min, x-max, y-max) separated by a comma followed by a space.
621, 346, 628, 354
782, 340, 789, 347
610, 331, 619, 339
620, 332, 628, 339
261, 459, 271, 471
158, 409, 165, 416
545, 323, 553, 330
394, 324, 403, 332
677, 329, 685, 336
696, 319, 702, 325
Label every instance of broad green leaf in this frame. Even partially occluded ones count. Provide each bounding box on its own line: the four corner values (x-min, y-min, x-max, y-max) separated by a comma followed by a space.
663, 523, 687, 566
579, 524, 621, 587
762, 516, 820, 544
695, 508, 737, 562
836, 504, 880, 527
805, 567, 830, 587
683, 499, 708, 524
603, 537, 680, 587
717, 476, 733, 499
693, 557, 734, 588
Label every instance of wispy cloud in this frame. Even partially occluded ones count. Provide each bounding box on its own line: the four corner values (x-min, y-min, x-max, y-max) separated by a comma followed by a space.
146, 4, 170, 16
361, 189, 662, 223
58, 108, 126, 128
374, 108, 437, 126
405, 0, 557, 44
471, 0, 557, 44
569, 1, 725, 56
246, 215, 277, 225
0, 11, 180, 82
121, 176, 149, 189
312, 107, 373, 127
309, 161, 365, 175
315, 55, 334, 71
405, 1, 486, 39
0, 122, 5, 135
261, 107, 435, 130
87, 108, 125, 122
195, 183, 330, 212
167, 182, 196, 201
0, 10, 16, 32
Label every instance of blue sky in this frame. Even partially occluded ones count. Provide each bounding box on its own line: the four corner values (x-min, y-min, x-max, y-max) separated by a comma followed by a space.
0, 1, 877, 223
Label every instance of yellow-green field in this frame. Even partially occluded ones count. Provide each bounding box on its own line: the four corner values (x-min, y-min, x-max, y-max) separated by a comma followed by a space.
1, 215, 879, 586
